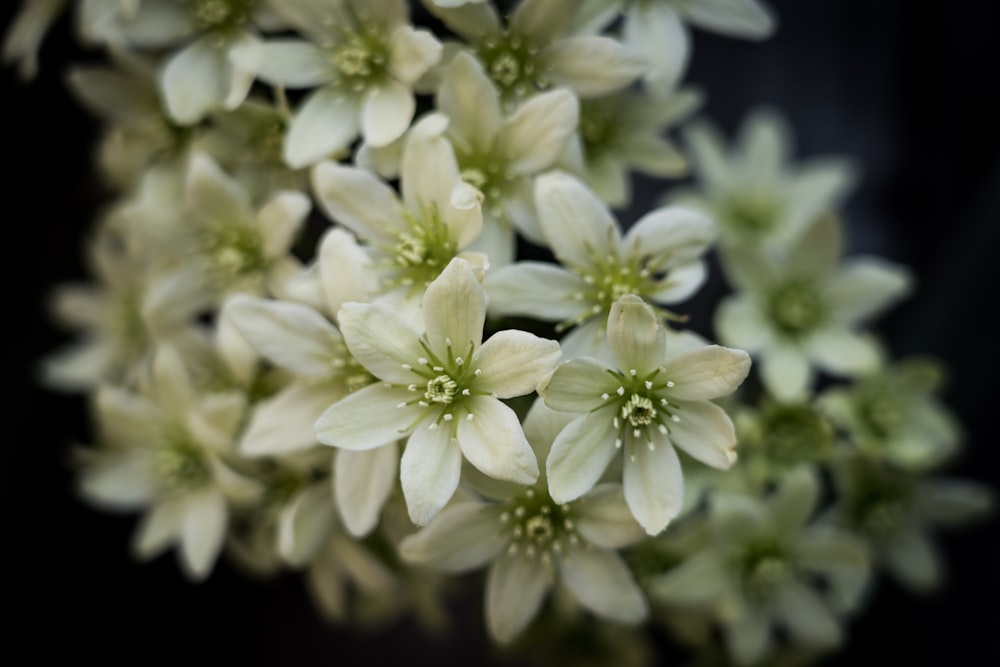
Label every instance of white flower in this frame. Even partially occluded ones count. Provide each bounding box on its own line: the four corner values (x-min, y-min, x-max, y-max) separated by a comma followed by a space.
314, 257, 562, 525
433, 51, 580, 265
714, 214, 913, 402
647, 466, 871, 666
425, 0, 646, 106
559, 86, 701, 208
668, 107, 857, 252
486, 171, 716, 361
399, 398, 648, 644
230, 0, 442, 168
539, 295, 750, 534
310, 112, 486, 315
77, 344, 260, 580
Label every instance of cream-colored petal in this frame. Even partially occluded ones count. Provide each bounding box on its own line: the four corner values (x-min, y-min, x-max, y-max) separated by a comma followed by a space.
486, 552, 551, 644
607, 295, 666, 375
278, 483, 337, 567
538, 357, 618, 413
667, 400, 738, 469
399, 502, 508, 572
546, 406, 619, 504
361, 78, 415, 147
660, 345, 751, 401
179, 488, 227, 580
231, 39, 331, 87
160, 36, 226, 125
560, 545, 648, 622
471, 331, 561, 398
540, 35, 646, 97
422, 257, 485, 358
314, 383, 417, 450
535, 170, 621, 270
284, 88, 360, 168
484, 261, 588, 321
623, 0, 689, 95
574, 484, 646, 548
337, 301, 424, 383
435, 51, 502, 152
388, 24, 442, 85
623, 434, 684, 535
760, 343, 812, 402
400, 418, 463, 525
457, 396, 539, 485
311, 160, 406, 243
240, 382, 342, 456
498, 88, 579, 176
335, 444, 398, 536
258, 191, 310, 259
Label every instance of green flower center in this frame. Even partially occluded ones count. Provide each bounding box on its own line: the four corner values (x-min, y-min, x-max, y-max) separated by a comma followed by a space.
594, 367, 692, 461
477, 31, 548, 103
760, 403, 833, 464
156, 430, 211, 492
739, 540, 793, 601
578, 100, 620, 160
396, 338, 493, 433
844, 461, 914, 537
455, 150, 512, 205
499, 487, 581, 566
378, 204, 461, 294
204, 223, 267, 289
330, 33, 389, 90
189, 0, 255, 34
767, 281, 824, 336
425, 374, 458, 404
622, 393, 656, 427
721, 191, 782, 235
859, 393, 904, 439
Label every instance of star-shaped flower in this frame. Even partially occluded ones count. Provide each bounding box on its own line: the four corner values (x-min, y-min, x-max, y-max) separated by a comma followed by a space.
314, 257, 562, 525
539, 294, 751, 534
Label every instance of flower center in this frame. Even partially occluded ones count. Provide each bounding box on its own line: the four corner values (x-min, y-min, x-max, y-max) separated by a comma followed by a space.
329, 32, 389, 90
379, 205, 460, 293
425, 374, 458, 404
156, 431, 211, 492
456, 152, 511, 204
739, 540, 792, 601
499, 487, 582, 566
189, 0, 255, 34
759, 403, 833, 465
722, 191, 781, 235
597, 368, 685, 459
477, 31, 548, 103
768, 281, 824, 336
622, 393, 655, 427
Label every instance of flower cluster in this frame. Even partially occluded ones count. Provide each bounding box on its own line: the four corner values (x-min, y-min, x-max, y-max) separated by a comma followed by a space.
9, 0, 991, 665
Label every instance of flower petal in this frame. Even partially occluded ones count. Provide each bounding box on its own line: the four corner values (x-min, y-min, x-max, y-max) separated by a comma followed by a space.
660, 345, 751, 401
458, 397, 539, 485
240, 382, 343, 455
760, 342, 812, 402
561, 545, 648, 623
285, 88, 360, 168
278, 483, 337, 567
400, 418, 463, 525
623, 205, 716, 270
535, 170, 621, 270
772, 580, 842, 647
668, 400, 738, 469
484, 261, 587, 321
311, 160, 405, 243
399, 502, 508, 572
826, 259, 913, 323
546, 406, 619, 503
337, 301, 423, 383
232, 39, 331, 87
486, 553, 551, 644
361, 78, 415, 147
623, 435, 684, 535
179, 488, 227, 580
422, 257, 485, 358
607, 295, 666, 374
646, 549, 732, 606
574, 484, 646, 548
314, 383, 416, 450
436, 51, 502, 151
258, 191, 310, 259
714, 295, 773, 352
471, 331, 561, 398
160, 36, 226, 124
538, 357, 618, 413
540, 35, 646, 97
498, 88, 579, 176
806, 328, 882, 377
335, 444, 399, 537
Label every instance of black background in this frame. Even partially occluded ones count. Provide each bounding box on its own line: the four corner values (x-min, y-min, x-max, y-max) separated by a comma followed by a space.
4, 1, 998, 665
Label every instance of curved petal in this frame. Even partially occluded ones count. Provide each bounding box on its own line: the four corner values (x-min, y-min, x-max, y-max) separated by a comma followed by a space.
314, 383, 417, 450
185, 152, 253, 224
660, 345, 751, 401
535, 171, 621, 270
772, 580, 842, 647
714, 295, 773, 351
648, 260, 708, 304
160, 36, 226, 125
335, 444, 399, 536
258, 191, 310, 259
337, 301, 423, 384
623, 0, 689, 95
422, 257, 485, 357
538, 357, 618, 413
232, 39, 331, 87
484, 261, 586, 320
388, 24, 442, 85
179, 488, 227, 580
361, 78, 415, 147
546, 405, 619, 503
399, 502, 508, 572
498, 88, 579, 176
826, 259, 913, 324
805, 328, 882, 377
471, 331, 561, 398
668, 400, 738, 469
760, 343, 812, 402
574, 484, 646, 548
240, 382, 342, 456
284, 88, 360, 168
400, 417, 463, 525
607, 295, 666, 374
436, 51, 502, 152
457, 397, 539, 485
311, 160, 405, 243
623, 435, 684, 535
486, 553, 551, 644
540, 35, 646, 97
561, 545, 647, 623
623, 205, 716, 270
278, 483, 337, 567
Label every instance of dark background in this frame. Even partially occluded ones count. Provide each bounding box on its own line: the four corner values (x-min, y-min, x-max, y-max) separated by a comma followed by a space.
4, 0, 997, 665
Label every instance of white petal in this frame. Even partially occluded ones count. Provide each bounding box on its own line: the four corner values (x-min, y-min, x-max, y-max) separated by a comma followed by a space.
623, 436, 684, 535
388, 25, 442, 85
623, 205, 716, 270
240, 382, 342, 456
486, 553, 551, 644
574, 484, 646, 548
318, 228, 379, 313
223, 32, 258, 110
607, 295, 666, 375
422, 257, 485, 358
535, 170, 621, 270
436, 51, 502, 151
150, 344, 195, 421
314, 384, 417, 450
78, 450, 157, 509
285, 88, 360, 168
623, 0, 689, 94
540, 35, 646, 97
546, 406, 619, 503
826, 259, 913, 323
660, 345, 751, 401
668, 400, 738, 469
361, 78, 415, 147
232, 39, 331, 87
646, 550, 732, 605
484, 262, 587, 321
681, 0, 777, 40
471, 331, 561, 398
538, 356, 618, 412
400, 419, 463, 525
311, 160, 405, 243
883, 528, 942, 592
760, 343, 812, 402
772, 581, 842, 647
160, 36, 227, 125
185, 152, 253, 224
724, 605, 772, 667
648, 260, 709, 304
401, 112, 460, 215
278, 483, 337, 567
337, 301, 423, 384
179, 488, 227, 580
561, 545, 647, 623
258, 191, 310, 259
498, 88, 579, 175
335, 445, 399, 536
714, 295, 773, 351
458, 397, 539, 484
767, 465, 820, 533
223, 295, 343, 377
806, 328, 882, 377
399, 502, 508, 572
133, 498, 183, 560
